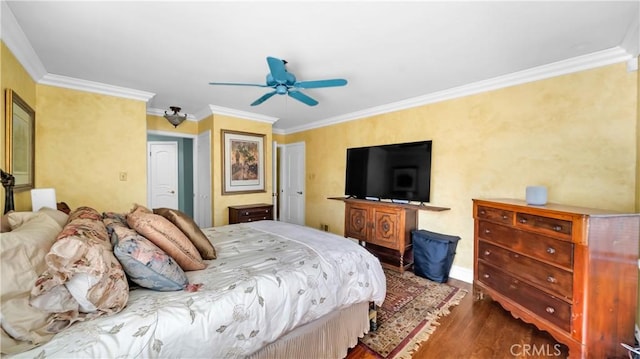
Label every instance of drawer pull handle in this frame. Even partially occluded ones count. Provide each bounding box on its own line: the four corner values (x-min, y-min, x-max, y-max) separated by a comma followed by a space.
512, 253, 519, 259
545, 306, 555, 314
484, 229, 491, 234
483, 274, 490, 279
547, 276, 557, 284
480, 210, 486, 215
519, 218, 528, 224
502, 215, 508, 220
483, 250, 491, 256
546, 247, 556, 254
553, 225, 562, 231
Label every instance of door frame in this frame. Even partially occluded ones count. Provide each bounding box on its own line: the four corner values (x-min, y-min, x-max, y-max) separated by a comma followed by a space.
147, 130, 208, 222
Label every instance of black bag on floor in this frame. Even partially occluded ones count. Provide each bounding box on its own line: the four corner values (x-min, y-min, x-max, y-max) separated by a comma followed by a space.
411, 229, 461, 283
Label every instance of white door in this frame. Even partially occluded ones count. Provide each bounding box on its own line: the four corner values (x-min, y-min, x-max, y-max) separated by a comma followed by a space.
148, 141, 179, 209
195, 131, 212, 228
272, 140, 279, 220
280, 142, 305, 225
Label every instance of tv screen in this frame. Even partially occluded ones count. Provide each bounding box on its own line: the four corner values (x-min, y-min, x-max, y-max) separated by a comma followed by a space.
345, 140, 432, 203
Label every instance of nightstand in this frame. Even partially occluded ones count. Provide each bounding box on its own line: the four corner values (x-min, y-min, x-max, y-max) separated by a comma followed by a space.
228, 203, 273, 224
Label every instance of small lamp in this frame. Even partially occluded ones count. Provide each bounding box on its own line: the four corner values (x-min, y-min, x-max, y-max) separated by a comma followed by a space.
164, 106, 187, 127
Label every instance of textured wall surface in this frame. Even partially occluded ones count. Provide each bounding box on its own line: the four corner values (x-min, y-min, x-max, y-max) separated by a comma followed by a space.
35, 85, 148, 212
284, 63, 638, 270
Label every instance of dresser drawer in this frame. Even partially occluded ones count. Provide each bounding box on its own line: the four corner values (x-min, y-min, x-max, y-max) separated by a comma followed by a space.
476, 206, 513, 225
478, 221, 573, 269
478, 241, 573, 299
515, 213, 572, 238
229, 204, 273, 224
477, 262, 571, 332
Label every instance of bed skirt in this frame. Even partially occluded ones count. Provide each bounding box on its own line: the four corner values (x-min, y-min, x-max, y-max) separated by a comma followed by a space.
249, 301, 370, 359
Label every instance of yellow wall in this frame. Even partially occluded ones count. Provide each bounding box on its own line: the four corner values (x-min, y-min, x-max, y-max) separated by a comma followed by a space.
637, 57, 640, 213
1, 41, 37, 210
36, 85, 148, 213
146, 112, 274, 226
208, 115, 273, 226
284, 63, 638, 271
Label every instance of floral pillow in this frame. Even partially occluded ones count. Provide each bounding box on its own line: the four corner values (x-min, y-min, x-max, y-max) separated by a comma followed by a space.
29, 206, 129, 333
104, 213, 188, 291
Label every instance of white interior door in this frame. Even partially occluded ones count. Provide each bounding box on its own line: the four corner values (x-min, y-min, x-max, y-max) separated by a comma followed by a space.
148, 141, 179, 209
280, 142, 305, 225
272, 140, 279, 220
195, 131, 212, 228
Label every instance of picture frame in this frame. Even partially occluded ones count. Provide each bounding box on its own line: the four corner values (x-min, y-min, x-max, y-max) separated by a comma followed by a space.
4, 89, 35, 191
221, 129, 265, 195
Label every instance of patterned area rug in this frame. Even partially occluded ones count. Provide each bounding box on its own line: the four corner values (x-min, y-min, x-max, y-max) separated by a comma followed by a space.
359, 269, 467, 359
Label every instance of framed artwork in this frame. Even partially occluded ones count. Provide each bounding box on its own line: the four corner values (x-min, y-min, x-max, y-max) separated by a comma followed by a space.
221, 130, 265, 195
5, 89, 35, 191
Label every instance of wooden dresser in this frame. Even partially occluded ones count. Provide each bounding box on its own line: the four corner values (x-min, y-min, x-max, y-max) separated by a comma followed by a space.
473, 198, 639, 358
228, 203, 273, 224
344, 200, 417, 272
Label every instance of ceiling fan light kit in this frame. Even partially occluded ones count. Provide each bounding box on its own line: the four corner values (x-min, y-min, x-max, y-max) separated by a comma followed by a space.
209, 56, 347, 107
164, 106, 188, 127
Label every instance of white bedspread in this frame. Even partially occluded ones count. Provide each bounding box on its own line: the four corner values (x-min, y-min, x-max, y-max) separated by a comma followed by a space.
10, 221, 386, 358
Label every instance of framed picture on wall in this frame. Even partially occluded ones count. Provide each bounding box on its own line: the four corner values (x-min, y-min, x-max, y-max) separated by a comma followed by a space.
221, 129, 265, 195
4, 89, 35, 191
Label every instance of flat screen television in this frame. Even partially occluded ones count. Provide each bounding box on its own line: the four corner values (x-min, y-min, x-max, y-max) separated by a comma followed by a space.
345, 140, 432, 203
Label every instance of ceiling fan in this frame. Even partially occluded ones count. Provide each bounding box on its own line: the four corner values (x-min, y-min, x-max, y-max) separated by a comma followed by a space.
209, 56, 347, 107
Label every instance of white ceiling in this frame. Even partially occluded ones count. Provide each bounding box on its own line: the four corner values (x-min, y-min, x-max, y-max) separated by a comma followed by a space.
3, 1, 639, 133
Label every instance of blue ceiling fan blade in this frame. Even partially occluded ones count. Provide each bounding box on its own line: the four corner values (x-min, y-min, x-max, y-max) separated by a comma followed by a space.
266, 57, 290, 84
250, 91, 277, 106
294, 79, 347, 89
209, 82, 269, 87
288, 90, 318, 106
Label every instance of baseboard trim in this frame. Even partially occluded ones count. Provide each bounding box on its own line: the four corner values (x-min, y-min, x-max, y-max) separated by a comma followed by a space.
449, 265, 473, 284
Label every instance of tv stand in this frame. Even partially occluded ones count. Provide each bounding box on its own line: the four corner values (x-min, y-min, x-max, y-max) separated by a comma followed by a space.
329, 197, 450, 272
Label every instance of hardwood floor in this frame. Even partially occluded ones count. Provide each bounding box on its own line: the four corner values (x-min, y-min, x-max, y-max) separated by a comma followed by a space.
346, 278, 569, 359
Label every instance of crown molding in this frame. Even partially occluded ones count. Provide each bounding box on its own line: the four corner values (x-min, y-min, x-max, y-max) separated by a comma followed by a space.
39, 73, 155, 102
208, 105, 279, 124
282, 46, 632, 134
1, 1, 47, 81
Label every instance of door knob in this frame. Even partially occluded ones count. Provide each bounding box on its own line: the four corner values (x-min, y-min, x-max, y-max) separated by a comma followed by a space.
169, 190, 175, 194
296, 191, 303, 194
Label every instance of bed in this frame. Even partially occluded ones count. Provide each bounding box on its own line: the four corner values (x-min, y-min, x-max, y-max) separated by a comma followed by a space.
1, 206, 386, 358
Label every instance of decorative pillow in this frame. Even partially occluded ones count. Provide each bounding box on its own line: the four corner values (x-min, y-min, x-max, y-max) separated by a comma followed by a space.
105, 214, 188, 291
0, 212, 61, 354
153, 208, 217, 259
29, 206, 129, 332
3, 208, 67, 233
130, 203, 152, 215
127, 211, 206, 271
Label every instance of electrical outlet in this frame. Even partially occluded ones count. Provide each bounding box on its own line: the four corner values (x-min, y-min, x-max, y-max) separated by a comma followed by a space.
320, 224, 329, 232
119, 172, 127, 181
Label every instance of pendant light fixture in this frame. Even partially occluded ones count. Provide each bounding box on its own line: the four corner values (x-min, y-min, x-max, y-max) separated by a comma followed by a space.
164, 106, 187, 127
